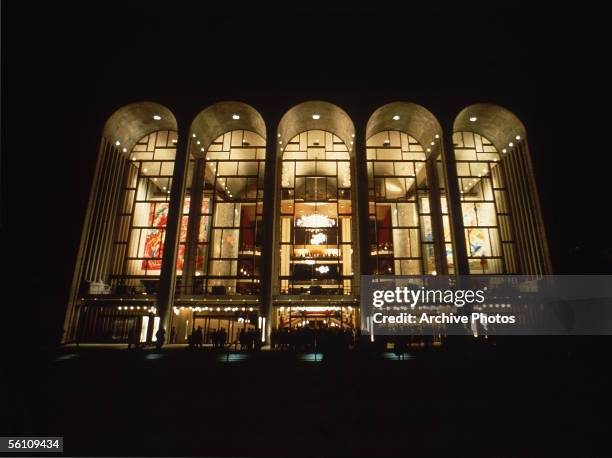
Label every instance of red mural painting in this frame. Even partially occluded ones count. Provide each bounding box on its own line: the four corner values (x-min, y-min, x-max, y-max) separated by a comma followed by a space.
141, 199, 204, 271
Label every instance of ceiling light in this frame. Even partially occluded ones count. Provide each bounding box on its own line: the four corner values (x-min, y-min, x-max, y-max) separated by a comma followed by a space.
431, 141, 435, 146
435, 134, 440, 139
232, 114, 240, 120
426, 148, 431, 152
515, 135, 521, 140
122, 147, 127, 152
200, 147, 205, 152
508, 142, 514, 147
192, 133, 196, 138
311, 232, 327, 245
115, 140, 121, 146
277, 133, 281, 138
312, 114, 320, 120
163, 186, 167, 190
153, 115, 161, 120
351, 134, 355, 138
502, 148, 507, 153
392, 115, 400, 121
469, 116, 477, 122
296, 213, 335, 228
143, 168, 148, 172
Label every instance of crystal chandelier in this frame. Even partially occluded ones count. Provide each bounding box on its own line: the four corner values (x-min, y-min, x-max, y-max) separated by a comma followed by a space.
296, 213, 335, 228
310, 232, 327, 245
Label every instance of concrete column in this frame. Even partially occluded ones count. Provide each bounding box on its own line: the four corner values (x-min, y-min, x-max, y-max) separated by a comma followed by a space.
181, 158, 205, 294
157, 124, 191, 339
354, 130, 370, 279
440, 130, 469, 275
425, 157, 448, 275
99, 147, 128, 281
350, 140, 363, 296
64, 137, 108, 343
503, 148, 532, 274
260, 122, 278, 341
520, 142, 553, 274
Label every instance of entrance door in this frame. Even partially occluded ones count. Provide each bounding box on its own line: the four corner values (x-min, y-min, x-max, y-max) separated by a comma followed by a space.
192, 315, 255, 345
275, 305, 355, 330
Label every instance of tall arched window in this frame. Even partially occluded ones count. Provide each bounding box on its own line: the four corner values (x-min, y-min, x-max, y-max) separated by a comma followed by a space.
366, 130, 435, 274
180, 102, 268, 298
365, 102, 448, 276
64, 102, 178, 343
192, 129, 267, 295
453, 131, 516, 274
109, 129, 179, 289
279, 130, 354, 294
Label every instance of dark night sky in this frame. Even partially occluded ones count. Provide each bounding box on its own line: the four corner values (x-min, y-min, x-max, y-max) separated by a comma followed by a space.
2, 1, 612, 343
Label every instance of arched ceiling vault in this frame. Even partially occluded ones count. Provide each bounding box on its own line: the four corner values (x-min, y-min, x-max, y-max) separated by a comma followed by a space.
103, 102, 178, 156
366, 102, 442, 159
278, 101, 355, 157
454, 103, 526, 152
190, 101, 266, 158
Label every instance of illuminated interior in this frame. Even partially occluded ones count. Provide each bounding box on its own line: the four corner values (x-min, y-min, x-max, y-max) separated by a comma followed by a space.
453, 131, 516, 273
65, 101, 551, 344
109, 130, 179, 291
188, 129, 267, 295
366, 130, 435, 275
279, 130, 354, 295
275, 305, 356, 329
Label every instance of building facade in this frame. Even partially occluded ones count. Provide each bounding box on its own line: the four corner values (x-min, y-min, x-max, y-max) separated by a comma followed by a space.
63, 101, 552, 344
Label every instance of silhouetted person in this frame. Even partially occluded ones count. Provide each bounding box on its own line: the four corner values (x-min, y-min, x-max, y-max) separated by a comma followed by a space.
196, 326, 203, 348
395, 336, 407, 359
170, 327, 176, 344
127, 326, 138, 350
155, 327, 166, 351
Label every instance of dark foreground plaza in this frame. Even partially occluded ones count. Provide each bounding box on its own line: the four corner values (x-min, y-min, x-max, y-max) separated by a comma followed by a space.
15, 338, 610, 457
